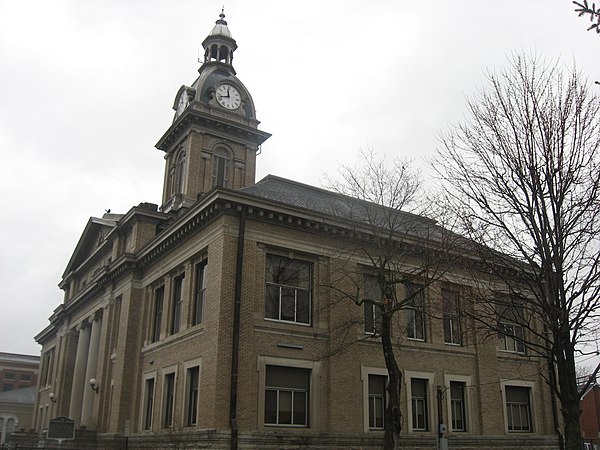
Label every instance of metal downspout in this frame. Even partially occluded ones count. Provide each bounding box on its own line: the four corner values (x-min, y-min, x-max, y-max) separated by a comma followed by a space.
229, 207, 246, 450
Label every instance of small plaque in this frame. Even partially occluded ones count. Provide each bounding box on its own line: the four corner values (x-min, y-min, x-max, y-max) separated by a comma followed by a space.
47, 416, 75, 440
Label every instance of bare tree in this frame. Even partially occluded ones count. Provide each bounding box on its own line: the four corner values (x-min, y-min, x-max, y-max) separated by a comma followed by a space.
574, 0, 600, 34
434, 53, 600, 450
325, 150, 456, 450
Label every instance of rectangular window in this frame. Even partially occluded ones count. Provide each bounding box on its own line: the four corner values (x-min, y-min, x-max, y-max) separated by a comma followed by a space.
40, 349, 55, 387
505, 386, 532, 432
443, 289, 461, 345
112, 296, 122, 352
5, 372, 15, 379
265, 254, 312, 325
497, 300, 525, 354
151, 286, 164, 343
500, 322, 525, 353
411, 378, 428, 431
170, 274, 185, 335
144, 378, 155, 430
364, 303, 382, 335
368, 374, 386, 429
186, 366, 200, 426
212, 154, 229, 188
450, 381, 466, 431
264, 365, 310, 426
163, 373, 175, 428
363, 274, 382, 334
192, 262, 207, 326
20, 374, 31, 381
406, 283, 425, 341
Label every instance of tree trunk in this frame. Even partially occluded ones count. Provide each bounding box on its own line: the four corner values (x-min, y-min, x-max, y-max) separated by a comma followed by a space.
381, 312, 402, 450
555, 336, 582, 450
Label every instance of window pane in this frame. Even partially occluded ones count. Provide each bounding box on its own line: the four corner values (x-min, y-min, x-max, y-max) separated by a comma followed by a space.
293, 391, 307, 425
296, 290, 310, 324
278, 391, 292, 424
411, 378, 425, 397
193, 262, 207, 325
144, 378, 155, 429
415, 310, 424, 339
407, 309, 416, 338
266, 366, 308, 389
443, 290, 461, 345
265, 390, 277, 424
374, 397, 384, 428
364, 303, 377, 333
280, 287, 296, 321
265, 285, 280, 320
152, 287, 164, 342
369, 374, 386, 396
506, 385, 528, 403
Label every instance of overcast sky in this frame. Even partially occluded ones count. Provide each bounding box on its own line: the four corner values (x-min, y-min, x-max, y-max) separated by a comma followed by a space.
1, 1, 599, 361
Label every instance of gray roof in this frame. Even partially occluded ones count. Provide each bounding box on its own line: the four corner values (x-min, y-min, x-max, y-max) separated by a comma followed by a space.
240, 175, 438, 237
0, 386, 37, 405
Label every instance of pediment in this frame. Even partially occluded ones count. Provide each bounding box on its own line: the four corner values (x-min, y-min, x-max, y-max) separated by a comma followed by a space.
61, 215, 121, 278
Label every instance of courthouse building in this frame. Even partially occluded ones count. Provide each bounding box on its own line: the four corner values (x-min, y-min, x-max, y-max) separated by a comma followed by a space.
32, 11, 560, 450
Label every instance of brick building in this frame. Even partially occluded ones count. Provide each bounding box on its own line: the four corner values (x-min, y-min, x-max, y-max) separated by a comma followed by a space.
32, 11, 560, 450
0, 353, 39, 394
581, 383, 600, 448
0, 352, 39, 445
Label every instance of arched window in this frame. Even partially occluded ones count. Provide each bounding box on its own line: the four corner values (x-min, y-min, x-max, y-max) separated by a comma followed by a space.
212, 149, 230, 188
174, 149, 186, 194
6, 417, 16, 433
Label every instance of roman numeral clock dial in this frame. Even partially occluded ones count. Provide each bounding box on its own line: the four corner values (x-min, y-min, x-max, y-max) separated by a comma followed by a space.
216, 83, 241, 110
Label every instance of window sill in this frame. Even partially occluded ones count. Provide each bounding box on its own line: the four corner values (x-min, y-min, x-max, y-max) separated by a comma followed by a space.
264, 424, 309, 428
497, 349, 527, 356
264, 317, 311, 327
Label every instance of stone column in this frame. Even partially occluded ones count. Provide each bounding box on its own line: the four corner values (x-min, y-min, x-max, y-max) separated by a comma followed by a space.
81, 313, 102, 428
68, 322, 91, 426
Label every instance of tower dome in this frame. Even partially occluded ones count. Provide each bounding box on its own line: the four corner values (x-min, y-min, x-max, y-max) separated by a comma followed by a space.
201, 9, 237, 66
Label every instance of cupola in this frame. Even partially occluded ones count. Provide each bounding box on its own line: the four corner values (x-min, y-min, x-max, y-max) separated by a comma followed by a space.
201, 9, 238, 68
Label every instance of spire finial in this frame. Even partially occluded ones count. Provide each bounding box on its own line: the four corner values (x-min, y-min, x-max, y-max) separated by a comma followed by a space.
216, 6, 227, 25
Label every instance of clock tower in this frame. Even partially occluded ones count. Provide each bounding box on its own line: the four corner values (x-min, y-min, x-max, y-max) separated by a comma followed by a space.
156, 10, 271, 213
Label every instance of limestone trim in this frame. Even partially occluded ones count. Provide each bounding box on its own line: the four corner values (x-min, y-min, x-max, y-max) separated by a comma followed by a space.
360, 365, 389, 433
181, 357, 202, 428
256, 356, 322, 432
499, 378, 537, 434
139, 370, 158, 432
443, 373, 474, 434
405, 370, 436, 434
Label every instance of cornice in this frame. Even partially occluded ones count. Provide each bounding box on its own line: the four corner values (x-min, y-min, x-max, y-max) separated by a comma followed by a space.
155, 107, 271, 151
46, 187, 507, 331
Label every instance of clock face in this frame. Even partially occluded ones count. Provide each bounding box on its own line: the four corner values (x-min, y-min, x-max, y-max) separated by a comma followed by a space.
176, 92, 189, 116
216, 84, 241, 110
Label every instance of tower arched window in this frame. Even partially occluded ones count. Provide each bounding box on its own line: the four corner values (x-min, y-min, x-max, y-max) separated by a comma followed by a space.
209, 44, 219, 62
174, 149, 186, 194
212, 149, 230, 188
6, 417, 16, 434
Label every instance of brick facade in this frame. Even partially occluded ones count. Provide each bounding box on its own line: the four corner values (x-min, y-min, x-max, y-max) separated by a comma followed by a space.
30, 10, 560, 450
